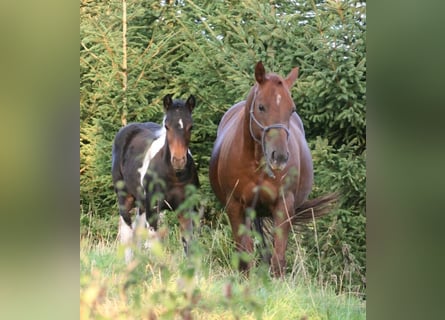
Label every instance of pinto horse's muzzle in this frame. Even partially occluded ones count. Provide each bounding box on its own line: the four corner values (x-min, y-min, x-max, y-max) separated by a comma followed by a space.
171, 155, 187, 171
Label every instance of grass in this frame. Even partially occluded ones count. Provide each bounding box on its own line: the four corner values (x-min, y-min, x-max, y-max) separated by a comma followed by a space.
80, 220, 365, 320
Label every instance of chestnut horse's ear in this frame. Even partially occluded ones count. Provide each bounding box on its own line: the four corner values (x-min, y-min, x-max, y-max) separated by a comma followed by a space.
163, 94, 173, 111
186, 95, 196, 112
285, 66, 299, 88
255, 61, 266, 84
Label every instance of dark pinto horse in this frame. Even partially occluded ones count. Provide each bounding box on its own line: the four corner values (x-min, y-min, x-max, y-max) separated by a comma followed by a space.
209, 62, 336, 277
112, 94, 199, 262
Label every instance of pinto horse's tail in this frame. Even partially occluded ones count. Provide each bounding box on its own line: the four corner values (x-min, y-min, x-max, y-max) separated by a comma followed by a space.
292, 192, 339, 223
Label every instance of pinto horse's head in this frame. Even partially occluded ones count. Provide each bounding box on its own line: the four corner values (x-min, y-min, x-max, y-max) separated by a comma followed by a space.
163, 94, 195, 172
248, 61, 299, 174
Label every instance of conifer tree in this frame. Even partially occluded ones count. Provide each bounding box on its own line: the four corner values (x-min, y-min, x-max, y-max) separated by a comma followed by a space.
80, 0, 366, 293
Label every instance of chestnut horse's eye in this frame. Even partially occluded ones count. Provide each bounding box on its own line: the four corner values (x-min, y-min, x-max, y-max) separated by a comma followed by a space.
258, 104, 266, 112
165, 124, 170, 131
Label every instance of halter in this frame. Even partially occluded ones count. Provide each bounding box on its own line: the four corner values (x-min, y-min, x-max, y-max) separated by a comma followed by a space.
248, 88, 290, 178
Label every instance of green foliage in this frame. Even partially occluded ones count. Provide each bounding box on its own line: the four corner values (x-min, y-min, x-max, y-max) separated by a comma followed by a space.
80, 231, 366, 319
81, 0, 366, 293
294, 0, 366, 152
298, 137, 366, 293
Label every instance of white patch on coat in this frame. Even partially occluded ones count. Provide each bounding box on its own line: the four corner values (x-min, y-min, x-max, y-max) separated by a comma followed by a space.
178, 118, 184, 129
276, 94, 282, 105
119, 216, 134, 263
138, 125, 166, 186
135, 210, 159, 250
143, 226, 159, 250
133, 212, 153, 250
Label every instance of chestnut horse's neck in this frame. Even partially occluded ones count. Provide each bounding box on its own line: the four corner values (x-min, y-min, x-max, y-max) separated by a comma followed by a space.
242, 86, 267, 174
242, 86, 259, 157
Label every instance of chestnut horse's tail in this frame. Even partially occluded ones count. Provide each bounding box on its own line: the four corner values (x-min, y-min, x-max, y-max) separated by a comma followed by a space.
292, 193, 339, 223
259, 193, 339, 246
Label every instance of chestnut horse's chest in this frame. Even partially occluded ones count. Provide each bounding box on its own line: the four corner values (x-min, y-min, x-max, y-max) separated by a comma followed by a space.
240, 178, 280, 205
221, 160, 295, 209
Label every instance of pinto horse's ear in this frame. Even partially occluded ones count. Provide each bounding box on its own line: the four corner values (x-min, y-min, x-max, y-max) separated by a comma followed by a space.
255, 61, 266, 84
163, 94, 173, 111
285, 66, 299, 88
186, 95, 196, 112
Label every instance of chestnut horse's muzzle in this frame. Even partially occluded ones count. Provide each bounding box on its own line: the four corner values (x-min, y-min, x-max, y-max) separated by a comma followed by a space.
269, 149, 289, 171
265, 127, 290, 173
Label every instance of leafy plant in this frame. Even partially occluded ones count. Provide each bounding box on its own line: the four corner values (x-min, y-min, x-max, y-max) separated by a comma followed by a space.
81, 0, 366, 293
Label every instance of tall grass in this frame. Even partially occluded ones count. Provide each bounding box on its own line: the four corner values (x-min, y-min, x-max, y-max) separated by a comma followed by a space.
80, 211, 365, 319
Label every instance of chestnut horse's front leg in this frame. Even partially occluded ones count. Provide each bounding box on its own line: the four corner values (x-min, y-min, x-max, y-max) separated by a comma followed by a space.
270, 193, 294, 277
226, 199, 254, 274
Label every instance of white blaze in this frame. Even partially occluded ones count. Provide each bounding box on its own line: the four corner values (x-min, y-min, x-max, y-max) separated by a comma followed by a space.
178, 118, 184, 129
276, 94, 282, 105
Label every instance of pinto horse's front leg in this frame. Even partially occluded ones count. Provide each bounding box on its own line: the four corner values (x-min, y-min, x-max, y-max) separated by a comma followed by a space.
270, 193, 294, 277
145, 179, 163, 230
117, 193, 135, 263
139, 178, 164, 251
178, 209, 193, 255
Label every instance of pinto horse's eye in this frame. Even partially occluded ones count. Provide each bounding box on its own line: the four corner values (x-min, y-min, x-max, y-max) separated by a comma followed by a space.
258, 104, 266, 112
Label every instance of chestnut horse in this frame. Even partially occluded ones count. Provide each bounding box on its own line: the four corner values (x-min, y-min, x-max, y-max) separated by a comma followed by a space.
112, 94, 199, 262
209, 62, 336, 277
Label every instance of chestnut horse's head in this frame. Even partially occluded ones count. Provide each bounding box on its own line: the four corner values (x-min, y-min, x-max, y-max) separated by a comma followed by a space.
248, 61, 299, 175
163, 94, 195, 171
